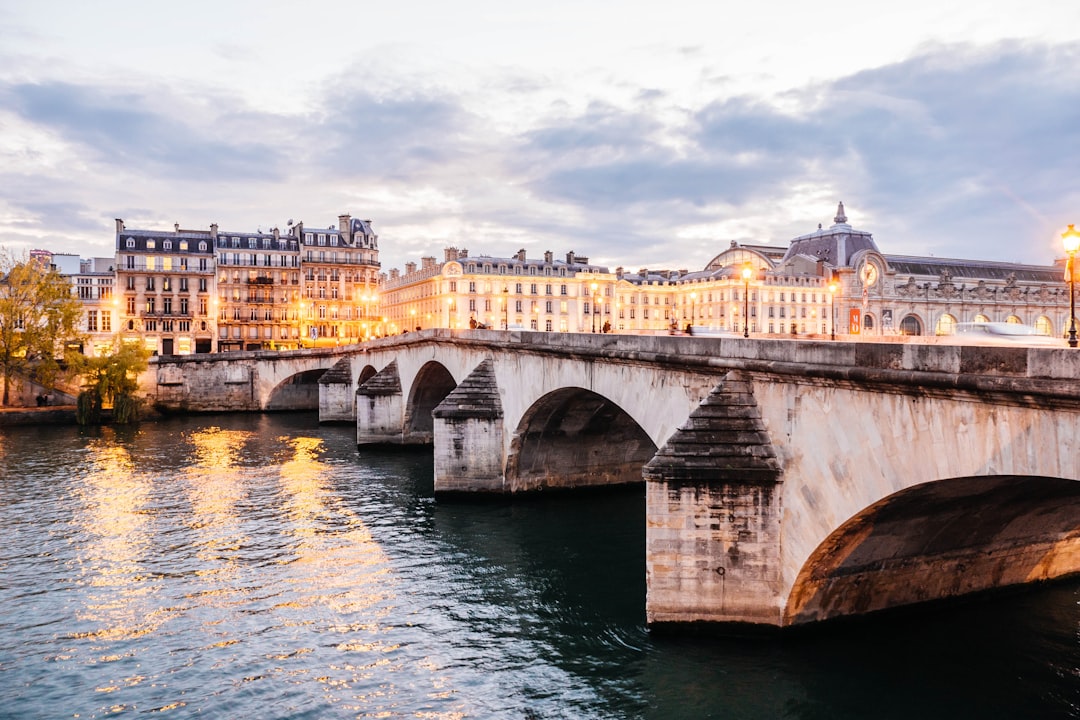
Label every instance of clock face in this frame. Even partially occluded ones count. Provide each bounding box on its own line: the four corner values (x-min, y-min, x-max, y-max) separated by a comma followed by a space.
861, 262, 878, 287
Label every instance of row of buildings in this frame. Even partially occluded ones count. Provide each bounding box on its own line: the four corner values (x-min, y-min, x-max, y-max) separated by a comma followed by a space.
62, 214, 381, 356
41, 203, 1076, 356
379, 203, 1072, 340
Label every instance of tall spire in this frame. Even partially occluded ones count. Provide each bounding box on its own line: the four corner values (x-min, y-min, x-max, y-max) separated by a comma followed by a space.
834, 201, 848, 225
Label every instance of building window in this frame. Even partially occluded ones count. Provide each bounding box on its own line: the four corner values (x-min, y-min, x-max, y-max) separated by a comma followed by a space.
86, 311, 98, 332
102, 313, 111, 332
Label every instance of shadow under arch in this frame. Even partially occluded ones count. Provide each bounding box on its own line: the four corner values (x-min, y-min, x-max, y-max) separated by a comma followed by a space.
784, 475, 1080, 626
505, 387, 657, 492
266, 368, 327, 410
404, 361, 456, 443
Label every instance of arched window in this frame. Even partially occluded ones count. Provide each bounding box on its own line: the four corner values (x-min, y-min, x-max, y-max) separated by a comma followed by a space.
863, 314, 875, 331
1035, 316, 1053, 336
900, 314, 922, 336
1005, 315, 1022, 324
974, 313, 990, 323
935, 313, 957, 335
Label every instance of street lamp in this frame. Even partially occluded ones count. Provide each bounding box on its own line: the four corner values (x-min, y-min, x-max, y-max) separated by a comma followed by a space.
1064, 224, 1080, 347
503, 286, 509, 330
741, 265, 752, 338
828, 280, 838, 341
590, 282, 599, 333
690, 291, 697, 331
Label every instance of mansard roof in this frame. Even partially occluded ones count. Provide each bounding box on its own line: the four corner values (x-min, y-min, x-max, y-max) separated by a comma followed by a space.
883, 254, 1062, 283
463, 254, 610, 274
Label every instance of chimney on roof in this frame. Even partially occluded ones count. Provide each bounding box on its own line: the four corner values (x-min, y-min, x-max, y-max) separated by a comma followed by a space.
459, 248, 468, 258
174, 223, 180, 233
639, 268, 648, 277
616, 266, 624, 279
390, 268, 400, 280
210, 223, 218, 240
516, 248, 527, 262
421, 256, 436, 270
405, 261, 417, 274
444, 247, 459, 262
339, 214, 351, 237
566, 251, 576, 264
544, 250, 553, 263
272, 227, 280, 240
115, 218, 125, 233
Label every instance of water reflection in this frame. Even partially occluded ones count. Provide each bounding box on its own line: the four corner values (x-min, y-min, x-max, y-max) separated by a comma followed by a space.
72, 437, 158, 643
0, 415, 1076, 719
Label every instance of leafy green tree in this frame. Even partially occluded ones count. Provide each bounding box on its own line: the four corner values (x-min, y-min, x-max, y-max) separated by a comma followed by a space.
0, 250, 84, 405
71, 338, 151, 425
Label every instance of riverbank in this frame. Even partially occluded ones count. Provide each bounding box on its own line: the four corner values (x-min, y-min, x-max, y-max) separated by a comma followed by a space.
0, 405, 79, 426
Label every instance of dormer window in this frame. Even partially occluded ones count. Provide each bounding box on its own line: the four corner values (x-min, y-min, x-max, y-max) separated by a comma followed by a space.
125, 237, 135, 249
199, 241, 207, 251
163, 240, 172, 250
248, 239, 256, 249
146, 239, 156, 249
179, 240, 188, 251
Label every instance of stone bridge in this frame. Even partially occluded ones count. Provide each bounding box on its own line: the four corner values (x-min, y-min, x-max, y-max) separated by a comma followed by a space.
146, 330, 1080, 629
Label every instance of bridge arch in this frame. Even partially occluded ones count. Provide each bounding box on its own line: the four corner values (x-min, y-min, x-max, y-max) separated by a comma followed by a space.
357, 365, 377, 386
783, 475, 1080, 625
505, 387, 657, 492
404, 361, 457, 443
266, 368, 326, 410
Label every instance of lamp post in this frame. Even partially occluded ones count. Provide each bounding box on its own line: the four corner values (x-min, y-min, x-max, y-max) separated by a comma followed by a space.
828, 280, 838, 341
590, 282, 599, 333
503, 286, 509, 330
741, 265, 752, 338
690, 291, 697, 331
1064, 224, 1080, 347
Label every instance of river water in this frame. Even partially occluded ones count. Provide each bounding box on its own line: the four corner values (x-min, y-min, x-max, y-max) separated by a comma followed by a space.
0, 412, 1077, 719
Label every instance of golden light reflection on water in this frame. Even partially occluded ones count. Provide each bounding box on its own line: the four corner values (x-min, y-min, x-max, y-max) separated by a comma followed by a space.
273, 433, 428, 712
72, 435, 159, 644
184, 426, 251, 539
60, 424, 463, 718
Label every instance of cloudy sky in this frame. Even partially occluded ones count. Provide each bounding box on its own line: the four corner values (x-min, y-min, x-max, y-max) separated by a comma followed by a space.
2, 1, 1079, 273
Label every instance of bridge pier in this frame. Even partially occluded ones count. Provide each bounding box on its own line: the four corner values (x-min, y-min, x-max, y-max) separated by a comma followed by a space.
318, 358, 355, 423
356, 360, 407, 444
432, 361, 505, 493
644, 372, 786, 626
